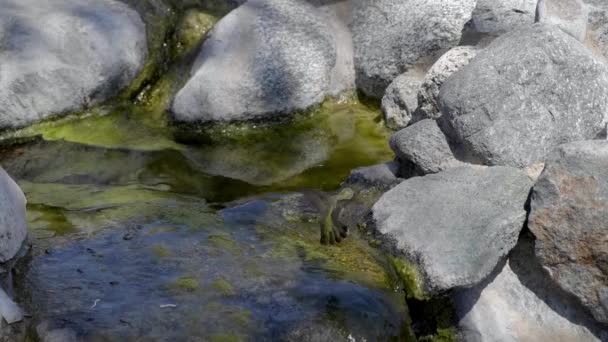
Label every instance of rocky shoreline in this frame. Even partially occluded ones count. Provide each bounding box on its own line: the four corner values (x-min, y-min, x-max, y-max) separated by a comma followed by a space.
0, 0, 608, 340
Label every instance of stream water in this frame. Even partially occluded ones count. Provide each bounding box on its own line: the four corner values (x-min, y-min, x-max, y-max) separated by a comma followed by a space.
0, 99, 415, 341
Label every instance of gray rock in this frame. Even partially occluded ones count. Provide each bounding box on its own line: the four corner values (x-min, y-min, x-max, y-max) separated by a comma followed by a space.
471, 0, 538, 36
390, 119, 463, 175
536, 0, 589, 42
415, 46, 478, 121
352, 0, 476, 98
372, 166, 532, 294
439, 24, 608, 168
172, 0, 353, 123
345, 161, 402, 190
585, 1, 608, 63
381, 69, 426, 130
528, 140, 608, 324
454, 234, 608, 342
0, 0, 147, 129
0, 167, 26, 263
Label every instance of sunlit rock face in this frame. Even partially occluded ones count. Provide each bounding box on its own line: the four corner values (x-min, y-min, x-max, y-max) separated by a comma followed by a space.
0, 0, 147, 129
171, 0, 356, 123
528, 140, 608, 325
438, 24, 608, 167
351, 0, 477, 98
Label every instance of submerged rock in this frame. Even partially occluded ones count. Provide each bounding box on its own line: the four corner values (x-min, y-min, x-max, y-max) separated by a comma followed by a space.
390, 119, 463, 176
415, 46, 478, 122
536, 0, 589, 42
528, 140, 608, 324
0, 0, 147, 129
352, 0, 476, 98
172, 0, 353, 123
0, 167, 26, 263
372, 166, 532, 295
439, 24, 608, 167
454, 234, 608, 342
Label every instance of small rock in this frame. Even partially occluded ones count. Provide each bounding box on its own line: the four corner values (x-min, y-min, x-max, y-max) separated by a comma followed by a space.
390, 119, 463, 175
381, 69, 426, 129
528, 140, 608, 324
536, 0, 589, 42
471, 0, 538, 36
345, 161, 402, 190
415, 46, 478, 122
352, 0, 477, 97
439, 24, 608, 167
372, 166, 532, 294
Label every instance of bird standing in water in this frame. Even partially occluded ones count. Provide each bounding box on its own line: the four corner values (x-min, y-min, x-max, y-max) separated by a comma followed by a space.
301, 187, 355, 245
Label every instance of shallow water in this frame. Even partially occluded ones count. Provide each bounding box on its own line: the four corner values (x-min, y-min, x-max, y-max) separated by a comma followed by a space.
0, 98, 413, 341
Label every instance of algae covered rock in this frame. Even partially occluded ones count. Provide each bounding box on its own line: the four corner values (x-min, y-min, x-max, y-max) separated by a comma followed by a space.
372, 166, 532, 294
0, 0, 147, 129
352, 0, 477, 98
528, 140, 608, 324
439, 24, 608, 167
0, 167, 26, 262
171, 0, 352, 123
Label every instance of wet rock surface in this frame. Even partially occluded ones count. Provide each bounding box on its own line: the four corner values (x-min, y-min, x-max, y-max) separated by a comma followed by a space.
372, 166, 532, 295
0, 0, 147, 129
528, 140, 608, 324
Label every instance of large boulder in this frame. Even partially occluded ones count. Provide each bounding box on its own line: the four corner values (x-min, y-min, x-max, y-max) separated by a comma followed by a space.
439, 24, 608, 168
172, 0, 353, 123
471, 0, 538, 36
0, 0, 147, 129
352, 0, 476, 98
528, 140, 608, 324
536, 0, 589, 42
372, 166, 532, 294
415, 46, 478, 122
454, 234, 608, 342
0, 167, 26, 262
390, 119, 463, 175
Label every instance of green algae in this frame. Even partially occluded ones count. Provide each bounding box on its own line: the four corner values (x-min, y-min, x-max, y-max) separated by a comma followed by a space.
210, 278, 235, 296
389, 257, 429, 301
152, 244, 172, 258
26, 204, 77, 237
172, 276, 200, 291
208, 234, 240, 253
174, 9, 217, 58
209, 333, 243, 342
